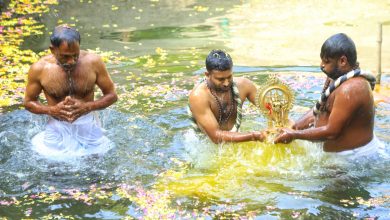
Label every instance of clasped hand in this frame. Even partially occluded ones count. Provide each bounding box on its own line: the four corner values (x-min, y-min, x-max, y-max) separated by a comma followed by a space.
273, 128, 295, 144
50, 96, 89, 122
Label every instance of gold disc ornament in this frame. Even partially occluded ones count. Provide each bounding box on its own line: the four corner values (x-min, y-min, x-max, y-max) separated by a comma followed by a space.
257, 74, 295, 129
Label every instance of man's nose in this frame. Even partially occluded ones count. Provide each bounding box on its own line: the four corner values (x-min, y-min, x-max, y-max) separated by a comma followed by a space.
66, 56, 77, 65
223, 80, 229, 87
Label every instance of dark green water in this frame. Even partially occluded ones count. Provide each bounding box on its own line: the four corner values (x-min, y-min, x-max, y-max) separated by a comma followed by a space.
1, 0, 389, 219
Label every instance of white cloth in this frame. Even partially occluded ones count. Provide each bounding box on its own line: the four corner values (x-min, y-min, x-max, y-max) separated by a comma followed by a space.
31, 112, 113, 159
334, 135, 388, 161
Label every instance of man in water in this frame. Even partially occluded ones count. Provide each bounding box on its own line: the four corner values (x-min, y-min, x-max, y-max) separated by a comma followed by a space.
188, 49, 265, 143
24, 25, 117, 153
274, 33, 383, 156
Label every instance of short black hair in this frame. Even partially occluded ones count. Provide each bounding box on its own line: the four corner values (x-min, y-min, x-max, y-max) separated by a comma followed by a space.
205, 49, 233, 72
320, 33, 357, 67
50, 25, 81, 47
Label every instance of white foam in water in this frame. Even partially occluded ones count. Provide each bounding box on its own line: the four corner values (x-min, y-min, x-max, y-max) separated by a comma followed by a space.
182, 129, 218, 168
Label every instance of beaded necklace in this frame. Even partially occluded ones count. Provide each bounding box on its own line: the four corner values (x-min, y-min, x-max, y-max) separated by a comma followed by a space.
206, 80, 235, 126
188, 78, 242, 132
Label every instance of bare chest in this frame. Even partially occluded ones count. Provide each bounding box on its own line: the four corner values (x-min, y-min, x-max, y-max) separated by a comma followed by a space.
315, 93, 335, 126
208, 92, 237, 127
323, 93, 335, 112
41, 66, 96, 100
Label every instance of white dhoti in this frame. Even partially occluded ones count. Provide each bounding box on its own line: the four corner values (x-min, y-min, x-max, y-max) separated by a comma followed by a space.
32, 113, 113, 159
333, 135, 388, 162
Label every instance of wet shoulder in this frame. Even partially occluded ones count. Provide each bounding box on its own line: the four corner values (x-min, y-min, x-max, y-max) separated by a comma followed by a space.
234, 77, 256, 93
190, 81, 208, 98
189, 82, 210, 107
29, 55, 55, 74
235, 77, 254, 87
337, 76, 371, 96
79, 50, 103, 65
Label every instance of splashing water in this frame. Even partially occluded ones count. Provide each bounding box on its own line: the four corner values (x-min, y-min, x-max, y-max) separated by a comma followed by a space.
152, 129, 390, 218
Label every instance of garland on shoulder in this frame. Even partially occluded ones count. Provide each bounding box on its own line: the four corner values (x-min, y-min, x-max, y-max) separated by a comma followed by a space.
313, 69, 376, 116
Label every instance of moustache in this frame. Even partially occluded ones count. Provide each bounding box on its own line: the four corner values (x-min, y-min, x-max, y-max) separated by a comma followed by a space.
320, 66, 327, 74
321, 66, 345, 80
215, 85, 232, 92
60, 63, 77, 70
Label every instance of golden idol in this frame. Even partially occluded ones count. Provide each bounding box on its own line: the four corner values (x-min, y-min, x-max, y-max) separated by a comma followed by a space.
257, 74, 294, 141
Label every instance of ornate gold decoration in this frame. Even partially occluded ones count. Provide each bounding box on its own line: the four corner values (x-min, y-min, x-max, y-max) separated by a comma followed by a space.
257, 74, 294, 130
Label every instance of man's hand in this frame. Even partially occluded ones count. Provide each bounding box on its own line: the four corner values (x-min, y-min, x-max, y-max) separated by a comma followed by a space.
48, 99, 74, 122
292, 110, 315, 130
48, 96, 90, 122
287, 118, 295, 128
274, 128, 296, 144
292, 121, 309, 130
64, 96, 90, 122
252, 131, 267, 141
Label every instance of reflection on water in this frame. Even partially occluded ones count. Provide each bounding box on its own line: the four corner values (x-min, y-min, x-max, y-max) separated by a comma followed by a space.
102, 25, 216, 42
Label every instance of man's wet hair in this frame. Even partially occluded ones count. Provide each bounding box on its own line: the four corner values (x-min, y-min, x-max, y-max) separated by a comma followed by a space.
320, 33, 358, 67
50, 25, 81, 48
205, 49, 233, 72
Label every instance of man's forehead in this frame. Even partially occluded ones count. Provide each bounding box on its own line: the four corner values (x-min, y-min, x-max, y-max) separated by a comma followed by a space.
210, 69, 232, 76
55, 41, 80, 53
58, 40, 79, 48
321, 56, 337, 62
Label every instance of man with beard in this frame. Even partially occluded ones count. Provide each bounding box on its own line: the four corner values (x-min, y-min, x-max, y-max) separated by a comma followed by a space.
24, 25, 117, 153
274, 33, 384, 157
188, 49, 266, 143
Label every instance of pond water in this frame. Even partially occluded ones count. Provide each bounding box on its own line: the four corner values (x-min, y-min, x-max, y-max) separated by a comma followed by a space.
1, 0, 390, 219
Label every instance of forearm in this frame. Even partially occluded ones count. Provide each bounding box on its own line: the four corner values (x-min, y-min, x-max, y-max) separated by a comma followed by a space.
212, 130, 263, 143
293, 110, 315, 130
24, 100, 52, 115
85, 93, 117, 111
292, 126, 338, 141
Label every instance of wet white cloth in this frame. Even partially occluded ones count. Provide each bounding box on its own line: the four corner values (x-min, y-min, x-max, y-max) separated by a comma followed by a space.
31, 112, 113, 158
334, 135, 388, 161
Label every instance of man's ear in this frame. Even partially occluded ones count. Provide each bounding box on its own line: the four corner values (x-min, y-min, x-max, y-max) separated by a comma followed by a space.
204, 71, 210, 78
49, 45, 55, 54
338, 55, 348, 67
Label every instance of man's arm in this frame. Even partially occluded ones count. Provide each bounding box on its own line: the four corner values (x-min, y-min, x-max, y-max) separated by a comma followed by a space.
292, 110, 315, 130
24, 62, 71, 121
290, 76, 329, 129
87, 55, 117, 110
274, 82, 363, 143
189, 89, 264, 144
68, 55, 118, 121
238, 77, 257, 105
